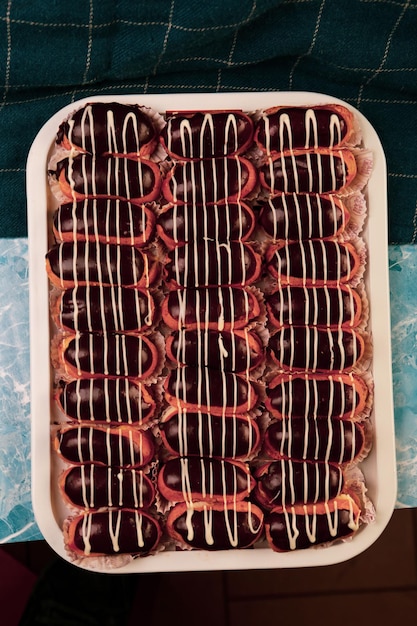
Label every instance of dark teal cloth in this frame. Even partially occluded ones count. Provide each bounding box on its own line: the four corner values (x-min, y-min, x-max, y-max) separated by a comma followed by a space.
1, 0, 416, 243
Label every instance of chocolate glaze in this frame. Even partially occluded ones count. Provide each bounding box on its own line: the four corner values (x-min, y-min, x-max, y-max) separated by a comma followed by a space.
161, 111, 253, 158
268, 327, 363, 372
54, 154, 160, 200
57, 102, 156, 155
165, 367, 256, 413
161, 410, 259, 459
163, 286, 258, 329
57, 286, 154, 333
46, 241, 151, 287
157, 201, 254, 244
264, 418, 365, 464
171, 504, 263, 550
256, 107, 348, 152
63, 466, 154, 509
63, 332, 157, 379
267, 240, 357, 284
164, 157, 255, 203
71, 509, 160, 555
56, 426, 154, 468
266, 375, 364, 420
266, 285, 360, 328
258, 193, 345, 240
260, 152, 350, 194
167, 329, 263, 372
159, 457, 252, 500
53, 199, 155, 244
164, 241, 260, 287
255, 460, 343, 507
266, 503, 357, 551
57, 378, 155, 425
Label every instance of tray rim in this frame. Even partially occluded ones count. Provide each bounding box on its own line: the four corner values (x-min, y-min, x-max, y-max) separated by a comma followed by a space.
27, 90, 397, 573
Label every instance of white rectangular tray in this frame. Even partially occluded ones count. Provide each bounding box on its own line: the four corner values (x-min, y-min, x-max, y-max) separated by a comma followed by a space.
27, 91, 396, 572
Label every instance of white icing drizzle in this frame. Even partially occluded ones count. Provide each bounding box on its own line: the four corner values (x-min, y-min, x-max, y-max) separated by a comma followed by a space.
224, 114, 239, 156
263, 114, 271, 156
279, 114, 293, 151
81, 512, 93, 555
314, 462, 321, 503
76, 105, 147, 155
304, 505, 317, 543
263, 107, 345, 152
303, 381, 310, 459
273, 413, 360, 465
305, 195, 313, 238
273, 240, 354, 285
80, 508, 148, 555
80, 106, 96, 153
274, 327, 359, 372
63, 282, 153, 334
265, 147, 351, 195
325, 405, 334, 463
266, 193, 344, 241
135, 510, 146, 547
304, 109, 319, 149
173, 328, 256, 374
173, 458, 248, 512
168, 113, 241, 158
283, 507, 300, 550
122, 111, 140, 155
246, 501, 262, 534
277, 493, 358, 550
329, 113, 342, 148
108, 509, 122, 552
200, 115, 216, 159
184, 286, 237, 332
172, 409, 253, 459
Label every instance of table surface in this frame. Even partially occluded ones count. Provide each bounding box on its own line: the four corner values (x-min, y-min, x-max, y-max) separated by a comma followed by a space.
0, 238, 414, 543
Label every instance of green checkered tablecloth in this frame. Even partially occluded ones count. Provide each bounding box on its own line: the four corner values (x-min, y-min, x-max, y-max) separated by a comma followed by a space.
1, 0, 416, 243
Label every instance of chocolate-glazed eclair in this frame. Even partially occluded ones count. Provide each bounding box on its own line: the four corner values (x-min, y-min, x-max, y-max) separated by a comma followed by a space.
157, 201, 255, 248
166, 329, 264, 373
254, 459, 344, 509
265, 494, 360, 552
157, 457, 255, 504
45, 241, 159, 290
164, 241, 261, 288
159, 408, 260, 460
60, 466, 155, 510
266, 285, 363, 329
259, 149, 357, 195
164, 366, 259, 416
52, 154, 162, 204
55, 332, 161, 381
53, 199, 156, 246
265, 240, 362, 286
162, 156, 257, 204
64, 508, 161, 557
263, 417, 367, 466
161, 286, 262, 331
265, 373, 369, 421
166, 501, 264, 550
55, 379, 156, 426
160, 110, 254, 159
55, 424, 155, 468
56, 102, 159, 157
268, 327, 365, 372
255, 104, 358, 154
258, 193, 349, 241
52, 286, 155, 334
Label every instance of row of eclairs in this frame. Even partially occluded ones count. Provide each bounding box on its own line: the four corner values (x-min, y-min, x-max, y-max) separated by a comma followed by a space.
45, 100, 374, 566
